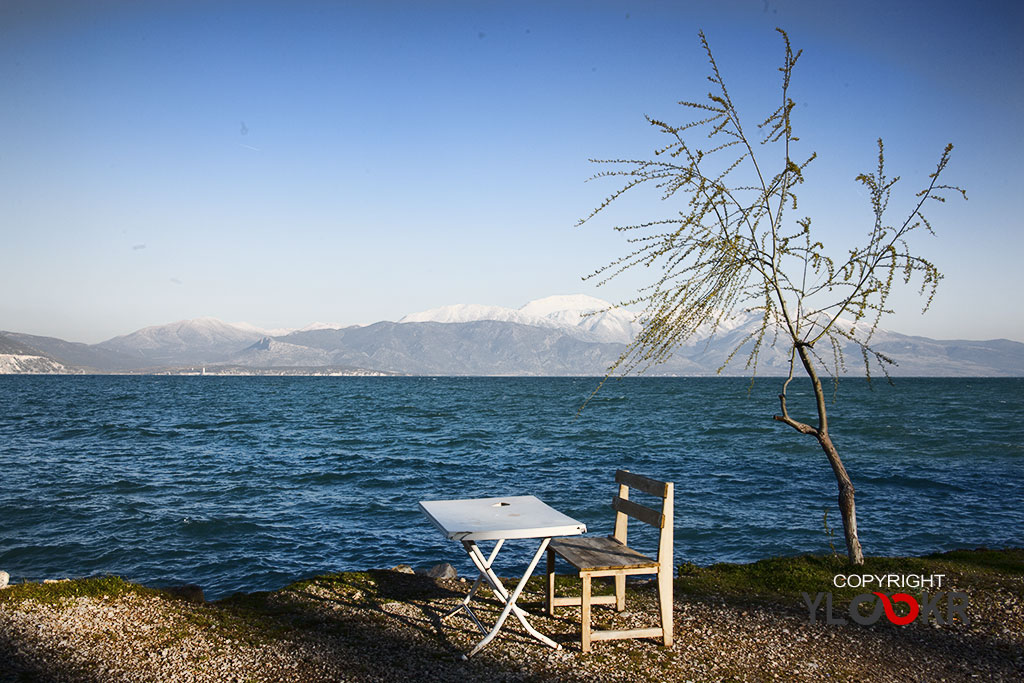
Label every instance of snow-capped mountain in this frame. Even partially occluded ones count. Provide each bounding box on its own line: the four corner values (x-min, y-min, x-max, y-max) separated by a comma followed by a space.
226, 320, 351, 335
98, 317, 268, 364
296, 321, 348, 332
230, 321, 297, 337
230, 337, 334, 366
272, 320, 632, 375
399, 294, 642, 344
89, 317, 358, 367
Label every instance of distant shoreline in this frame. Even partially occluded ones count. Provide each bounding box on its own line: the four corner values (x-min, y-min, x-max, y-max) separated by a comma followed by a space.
4, 369, 1024, 378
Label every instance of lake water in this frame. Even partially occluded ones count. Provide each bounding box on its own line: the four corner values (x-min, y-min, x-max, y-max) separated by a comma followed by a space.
1, 376, 1021, 599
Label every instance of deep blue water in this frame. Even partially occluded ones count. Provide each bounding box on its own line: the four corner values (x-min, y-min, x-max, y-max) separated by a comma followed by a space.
1, 376, 1022, 599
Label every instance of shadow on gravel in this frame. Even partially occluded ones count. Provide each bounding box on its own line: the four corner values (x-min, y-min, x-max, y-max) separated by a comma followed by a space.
0, 634, 106, 683
213, 569, 581, 682
0, 570, 578, 683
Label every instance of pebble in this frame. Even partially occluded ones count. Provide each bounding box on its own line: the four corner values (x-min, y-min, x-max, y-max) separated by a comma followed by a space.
0, 570, 9, 589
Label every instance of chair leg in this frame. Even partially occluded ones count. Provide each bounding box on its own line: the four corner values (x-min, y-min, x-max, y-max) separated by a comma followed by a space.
545, 549, 556, 617
614, 574, 626, 611
657, 568, 673, 647
581, 574, 592, 652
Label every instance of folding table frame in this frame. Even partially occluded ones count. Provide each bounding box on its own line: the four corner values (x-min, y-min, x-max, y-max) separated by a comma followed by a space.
419, 495, 586, 659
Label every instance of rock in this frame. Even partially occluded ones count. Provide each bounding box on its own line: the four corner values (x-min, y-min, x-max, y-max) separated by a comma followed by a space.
391, 564, 415, 574
0, 570, 8, 589
426, 563, 457, 580
164, 584, 205, 603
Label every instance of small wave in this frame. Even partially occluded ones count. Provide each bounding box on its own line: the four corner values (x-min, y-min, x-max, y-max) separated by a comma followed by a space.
178, 516, 270, 536
859, 474, 966, 492
285, 471, 356, 486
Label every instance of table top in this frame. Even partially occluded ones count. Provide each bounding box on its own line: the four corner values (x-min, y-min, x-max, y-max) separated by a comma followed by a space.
419, 495, 587, 541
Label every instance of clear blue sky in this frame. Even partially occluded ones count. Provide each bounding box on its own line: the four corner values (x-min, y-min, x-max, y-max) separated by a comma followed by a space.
2, 0, 1021, 343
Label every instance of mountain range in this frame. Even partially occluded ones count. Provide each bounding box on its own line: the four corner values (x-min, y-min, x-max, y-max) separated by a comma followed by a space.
2, 294, 1023, 376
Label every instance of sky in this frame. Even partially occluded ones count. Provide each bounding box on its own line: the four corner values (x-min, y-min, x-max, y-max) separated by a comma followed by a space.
1, 0, 1022, 344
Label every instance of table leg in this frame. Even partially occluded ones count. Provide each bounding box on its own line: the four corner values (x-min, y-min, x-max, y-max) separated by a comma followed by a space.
443, 539, 504, 635
461, 537, 559, 658
465, 540, 560, 648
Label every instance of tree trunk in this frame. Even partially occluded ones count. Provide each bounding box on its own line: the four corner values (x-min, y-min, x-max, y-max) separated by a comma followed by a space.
781, 343, 865, 565
816, 431, 865, 565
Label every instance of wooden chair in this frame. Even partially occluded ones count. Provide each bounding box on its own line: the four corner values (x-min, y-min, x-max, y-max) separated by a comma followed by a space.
545, 470, 674, 652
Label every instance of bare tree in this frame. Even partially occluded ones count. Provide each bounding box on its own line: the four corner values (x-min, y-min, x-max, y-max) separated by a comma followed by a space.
580, 29, 965, 564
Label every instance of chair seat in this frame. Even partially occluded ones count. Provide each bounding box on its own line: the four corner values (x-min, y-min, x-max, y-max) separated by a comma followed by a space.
549, 536, 658, 572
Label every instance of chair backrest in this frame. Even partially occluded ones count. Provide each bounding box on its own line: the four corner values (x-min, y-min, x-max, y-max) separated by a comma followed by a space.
612, 469, 674, 568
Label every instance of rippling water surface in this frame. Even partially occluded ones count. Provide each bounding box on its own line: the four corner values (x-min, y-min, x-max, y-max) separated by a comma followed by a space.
1, 376, 1021, 598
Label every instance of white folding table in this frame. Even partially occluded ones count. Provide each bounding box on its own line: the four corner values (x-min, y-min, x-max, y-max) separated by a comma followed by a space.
419, 495, 586, 658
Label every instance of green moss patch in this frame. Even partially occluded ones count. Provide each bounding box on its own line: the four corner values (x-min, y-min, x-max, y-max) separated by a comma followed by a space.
674, 547, 1023, 608
0, 575, 157, 606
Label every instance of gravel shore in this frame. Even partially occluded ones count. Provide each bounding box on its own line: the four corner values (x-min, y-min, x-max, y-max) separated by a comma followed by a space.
1, 564, 1021, 682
